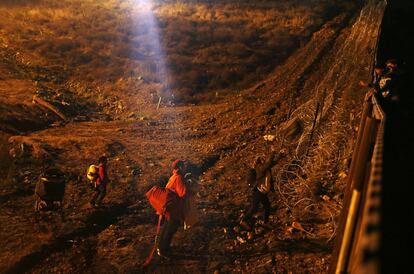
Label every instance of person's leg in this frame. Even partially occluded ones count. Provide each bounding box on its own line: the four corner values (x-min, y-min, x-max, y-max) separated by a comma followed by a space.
158, 218, 168, 251
261, 194, 271, 223
160, 218, 180, 253
158, 218, 180, 255
96, 185, 106, 205
243, 188, 260, 224
90, 187, 99, 205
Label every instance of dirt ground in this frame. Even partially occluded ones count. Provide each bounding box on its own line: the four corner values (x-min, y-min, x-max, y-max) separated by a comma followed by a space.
0, 0, 386, 273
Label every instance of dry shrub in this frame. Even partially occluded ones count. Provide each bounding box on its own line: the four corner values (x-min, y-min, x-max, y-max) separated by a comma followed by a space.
86, 32, 118, 43
171, 87, 196, 104
36, 40, 55, 56
68, 51, 93, 66
54, 39, 80, 52
113, 45, 130, 59
225, 43, 252, 58
166, 54, 192, 73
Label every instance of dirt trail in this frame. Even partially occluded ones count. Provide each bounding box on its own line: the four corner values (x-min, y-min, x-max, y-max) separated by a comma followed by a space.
0, 0, 387, 273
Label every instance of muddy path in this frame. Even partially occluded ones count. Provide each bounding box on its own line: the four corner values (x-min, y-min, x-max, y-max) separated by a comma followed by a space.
0, 0, 387, 273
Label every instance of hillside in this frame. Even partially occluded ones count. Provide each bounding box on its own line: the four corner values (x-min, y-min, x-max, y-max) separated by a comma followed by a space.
0, 0, 357, 106
0, 0, 385, 273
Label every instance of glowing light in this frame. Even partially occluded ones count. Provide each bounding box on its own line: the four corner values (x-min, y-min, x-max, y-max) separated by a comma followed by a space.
131, 0, 170, 96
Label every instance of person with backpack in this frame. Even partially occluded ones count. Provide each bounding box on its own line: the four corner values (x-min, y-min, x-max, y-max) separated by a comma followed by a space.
89, 156, 109, 208
157, 159, 188, 259
241, 148, 288, 227
87, 164, 99, 187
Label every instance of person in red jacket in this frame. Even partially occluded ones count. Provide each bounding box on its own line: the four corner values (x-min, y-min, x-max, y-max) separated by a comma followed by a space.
90, 156, 109, 208
157, 159, 187, 258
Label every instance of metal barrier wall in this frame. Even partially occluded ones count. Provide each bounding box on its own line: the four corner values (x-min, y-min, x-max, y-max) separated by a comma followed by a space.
330, 95, 385, 274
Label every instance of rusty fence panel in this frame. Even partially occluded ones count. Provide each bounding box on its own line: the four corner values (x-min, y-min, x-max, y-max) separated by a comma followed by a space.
352, 96, 385, 274
330, 95, 385, 274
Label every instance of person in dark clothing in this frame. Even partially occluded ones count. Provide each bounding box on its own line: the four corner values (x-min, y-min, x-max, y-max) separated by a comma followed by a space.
360, 64, 385, 100
90, 156, 109, 207
157, 159, 188, 259
241, 148, 288, 227
378, 59, 402, 101
376, 59, 405, 113
158, 218, 180, 259
243, 162, 272, 225
359, 59, 405, 112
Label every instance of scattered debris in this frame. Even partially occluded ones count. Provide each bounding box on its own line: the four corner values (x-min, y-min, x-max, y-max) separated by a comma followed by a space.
338, 171, 347, 179
236, 236, 246, 244
321, 195, 330, 201
32, 95, 67, 121
263, 135, 276, 142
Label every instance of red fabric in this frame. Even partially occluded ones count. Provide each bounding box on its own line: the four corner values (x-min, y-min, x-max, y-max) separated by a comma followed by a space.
164, 170, 186, 221
146, 170, 187, 221
171, 159, 185, 169
146, 186, 185, 221
165, 169, 187, 198
96, 164, 108, 186
146, 186, 169, 215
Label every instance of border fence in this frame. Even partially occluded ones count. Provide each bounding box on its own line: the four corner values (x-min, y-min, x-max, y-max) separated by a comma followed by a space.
329, 95, 385, 274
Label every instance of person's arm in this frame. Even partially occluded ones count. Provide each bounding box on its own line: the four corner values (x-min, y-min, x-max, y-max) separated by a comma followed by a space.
359, 80, 369, 87
378, 74, 393, 93
269, 171, 275, 193
269, 148, 289, 168
372, 81, 382, 93
256, 149, 288, 178
174, 175, 187, 198
255, 152, 276, 178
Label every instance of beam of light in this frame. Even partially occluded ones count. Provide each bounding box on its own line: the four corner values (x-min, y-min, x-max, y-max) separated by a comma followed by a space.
131, 0, 172, 103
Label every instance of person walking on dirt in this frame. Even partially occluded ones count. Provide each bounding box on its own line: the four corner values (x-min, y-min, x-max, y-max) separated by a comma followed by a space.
157, 159, 188, 258
90, 156, 109, 208
241, 148, 288, 227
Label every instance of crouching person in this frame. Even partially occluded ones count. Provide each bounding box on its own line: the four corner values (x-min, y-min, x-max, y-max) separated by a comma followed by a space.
90, 156, 109, 208
157, 159, 188, 258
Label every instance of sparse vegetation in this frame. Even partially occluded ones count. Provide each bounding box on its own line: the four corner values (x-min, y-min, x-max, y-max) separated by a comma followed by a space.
0, 0, 357, 103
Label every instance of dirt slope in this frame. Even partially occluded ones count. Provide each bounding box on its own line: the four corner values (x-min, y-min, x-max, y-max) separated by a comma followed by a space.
0, 0, 386, 273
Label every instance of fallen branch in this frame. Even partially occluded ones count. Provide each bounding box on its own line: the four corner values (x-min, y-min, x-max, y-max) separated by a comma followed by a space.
32, 95, 67, 121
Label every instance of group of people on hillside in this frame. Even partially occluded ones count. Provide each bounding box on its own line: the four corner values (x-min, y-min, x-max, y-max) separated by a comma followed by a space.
84, 146, 287, 262
52, 59, 407, 264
